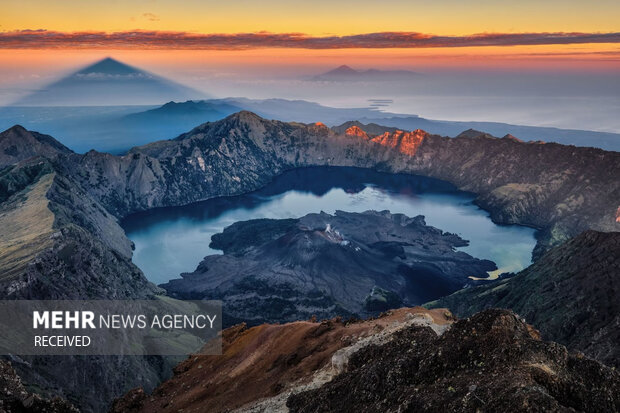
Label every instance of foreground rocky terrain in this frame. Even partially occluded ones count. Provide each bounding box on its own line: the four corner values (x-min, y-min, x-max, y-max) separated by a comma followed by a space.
112, 308, 620, 413
163, 210, 494, 324
0, 113, 619, 411
429, 230, 620, 368
0, 125, 72, 167
0, 360, 78, 412
288, 309, 620, 413
111, 307, 453, 413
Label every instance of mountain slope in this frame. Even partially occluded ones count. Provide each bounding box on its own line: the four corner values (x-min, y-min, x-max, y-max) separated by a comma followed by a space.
0, 157, 166, 412
14, 57, 205, 106
112, 309, 620, 413
288, 309, 620, 413
111, 308, 454, 413
0, 125, 72, 167
428, 230, 620, 367
122, 100, 241, 124
0, 361, 78, 412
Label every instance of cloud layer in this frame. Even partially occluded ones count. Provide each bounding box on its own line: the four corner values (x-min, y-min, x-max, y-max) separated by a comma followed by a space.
1, 30, 618, 50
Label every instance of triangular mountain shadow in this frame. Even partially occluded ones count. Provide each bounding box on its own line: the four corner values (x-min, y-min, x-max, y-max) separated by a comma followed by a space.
14, 57, 207, 106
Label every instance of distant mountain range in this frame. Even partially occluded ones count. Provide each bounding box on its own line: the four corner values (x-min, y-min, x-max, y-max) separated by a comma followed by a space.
2, 97, 620, 153
313, 65, 421, 81
122, 99, 620, 152
13, 57, 206, 106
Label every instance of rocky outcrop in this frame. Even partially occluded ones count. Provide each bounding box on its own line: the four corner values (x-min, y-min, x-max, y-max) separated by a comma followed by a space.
333, 120, 399, 136
344, 125, 369, 139
112, 309, 620, 413
0, 159, 157, 299
0, 125, 72, 168
110, 307, 454, 413
288, 309, 620, 413
370, 129, 427, 156
162, 211, 495, 324
428, 230, 620, 368
0, 360, 78, 412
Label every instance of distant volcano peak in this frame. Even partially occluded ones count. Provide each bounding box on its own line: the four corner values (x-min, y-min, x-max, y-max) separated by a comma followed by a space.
334, 65, 358, 73
314, 65, 420, 81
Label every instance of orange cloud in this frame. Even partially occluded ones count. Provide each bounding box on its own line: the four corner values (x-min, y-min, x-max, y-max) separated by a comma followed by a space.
0, 30, 618, 50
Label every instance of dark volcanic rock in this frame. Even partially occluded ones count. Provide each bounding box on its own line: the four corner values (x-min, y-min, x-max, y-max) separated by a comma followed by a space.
162, 210, 495, 324
287, 309, 620, 413
0, 360, 78, 412
428, 230, 620, 368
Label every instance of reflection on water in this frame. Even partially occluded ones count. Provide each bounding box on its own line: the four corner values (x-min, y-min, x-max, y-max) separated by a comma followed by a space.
122, 167, 537, 285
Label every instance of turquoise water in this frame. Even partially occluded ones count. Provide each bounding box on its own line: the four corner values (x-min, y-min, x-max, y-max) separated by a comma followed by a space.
122, 167, 537, 285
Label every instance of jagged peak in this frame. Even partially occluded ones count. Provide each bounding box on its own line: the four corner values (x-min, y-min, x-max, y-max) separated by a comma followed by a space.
334, 64, 357, 72
456, 129, 495, 139
224, 110, 265, 123
502, 133, 523, 142
179, 110, 268, 139
308, 121, 330, 133
345, 125, 369, 138
1, 124, 29, 135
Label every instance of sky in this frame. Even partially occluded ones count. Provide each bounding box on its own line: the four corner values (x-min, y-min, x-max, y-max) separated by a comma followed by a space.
2, 0, 620, 35
0, 0, 618, 130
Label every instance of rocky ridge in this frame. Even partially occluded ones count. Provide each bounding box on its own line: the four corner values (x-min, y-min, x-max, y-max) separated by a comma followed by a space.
111, 309, 620, 413
110, 307, 453, 413
47, 111, 620, 257
0, 153, 164, 412
288, 309, 620, 413
2, 113, 618, 259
